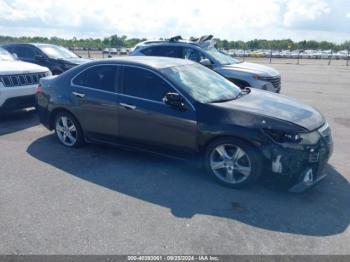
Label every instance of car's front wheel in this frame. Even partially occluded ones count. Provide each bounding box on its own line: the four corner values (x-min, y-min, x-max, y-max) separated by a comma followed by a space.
205, 138, 262, 188
54, 112, 84, 148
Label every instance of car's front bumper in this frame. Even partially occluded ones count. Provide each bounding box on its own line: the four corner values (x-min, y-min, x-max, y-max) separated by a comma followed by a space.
0, 84, 37, 111
262, 123, 333, 192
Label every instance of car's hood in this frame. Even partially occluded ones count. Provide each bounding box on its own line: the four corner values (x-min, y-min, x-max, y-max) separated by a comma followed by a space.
58, 57, 91, 65
219, 62, 279, 77
0, 60, 48, 75
212, 89, 325, 131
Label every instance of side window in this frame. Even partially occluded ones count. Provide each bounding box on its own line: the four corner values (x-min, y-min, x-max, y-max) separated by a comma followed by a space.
73, 65, 118, 92
16, 46, 40, 59
9, 46, 23, 58
156, 46, 182, 58
122, 67, 170, 101
141, 46, 182, 58
182, 47, 207, 62
141, 47, 156, 56
4, 46, 15, 55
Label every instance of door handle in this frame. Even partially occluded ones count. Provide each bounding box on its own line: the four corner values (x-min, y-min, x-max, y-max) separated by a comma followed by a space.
120, 103, 136, 110
72, 91, 85, 98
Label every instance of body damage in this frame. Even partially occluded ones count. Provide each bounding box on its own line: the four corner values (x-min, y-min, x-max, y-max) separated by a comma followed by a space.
195, 90, 332, 191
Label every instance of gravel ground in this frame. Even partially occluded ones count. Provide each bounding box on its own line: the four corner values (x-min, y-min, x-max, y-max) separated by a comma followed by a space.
0, 63, 349, 255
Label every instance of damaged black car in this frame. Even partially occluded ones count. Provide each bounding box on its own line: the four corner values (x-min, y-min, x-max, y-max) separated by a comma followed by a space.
36, 57, 333, 192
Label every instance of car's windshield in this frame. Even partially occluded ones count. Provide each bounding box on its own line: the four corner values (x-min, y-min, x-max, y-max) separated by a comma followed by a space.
0, 47, 15, 61
161, 63, 241, 103
204, 47, 239, 65
38, 45, 78, 59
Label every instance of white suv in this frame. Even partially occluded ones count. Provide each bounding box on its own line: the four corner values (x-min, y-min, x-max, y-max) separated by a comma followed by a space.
0, 47, 51, 112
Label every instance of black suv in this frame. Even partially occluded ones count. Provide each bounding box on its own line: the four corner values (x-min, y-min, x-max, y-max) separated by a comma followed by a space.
2, 43, 90, 75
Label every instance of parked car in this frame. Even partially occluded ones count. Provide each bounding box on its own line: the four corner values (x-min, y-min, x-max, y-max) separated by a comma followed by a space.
130, 36, 281, 93
2, 43, 90, 75
36, 56, 332, 192
0, 47, 50, 112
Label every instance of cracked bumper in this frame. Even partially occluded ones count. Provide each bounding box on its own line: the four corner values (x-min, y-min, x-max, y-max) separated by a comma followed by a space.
263, 124, 333, 192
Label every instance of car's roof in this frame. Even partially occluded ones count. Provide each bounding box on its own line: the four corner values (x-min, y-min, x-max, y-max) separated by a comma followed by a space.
30, 43, 57, 47
2, 43, 60, 48
92, 56, 195, 69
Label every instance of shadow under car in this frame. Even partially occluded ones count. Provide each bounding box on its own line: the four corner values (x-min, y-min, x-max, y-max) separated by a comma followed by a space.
27, 134, 350, 237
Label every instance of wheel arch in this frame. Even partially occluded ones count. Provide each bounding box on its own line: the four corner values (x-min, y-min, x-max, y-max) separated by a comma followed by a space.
49, 107, 79, 130
200, 134, 262, 155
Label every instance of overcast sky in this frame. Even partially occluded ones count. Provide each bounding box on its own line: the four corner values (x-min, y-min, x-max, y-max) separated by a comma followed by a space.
0, 0, 349, 42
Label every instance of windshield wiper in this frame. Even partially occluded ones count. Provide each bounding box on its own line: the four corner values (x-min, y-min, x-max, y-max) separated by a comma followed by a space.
209, 97, 236, 103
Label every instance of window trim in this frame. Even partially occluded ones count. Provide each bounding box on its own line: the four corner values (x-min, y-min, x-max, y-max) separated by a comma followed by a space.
120, 64, 195, 111
71, 64, 120, 94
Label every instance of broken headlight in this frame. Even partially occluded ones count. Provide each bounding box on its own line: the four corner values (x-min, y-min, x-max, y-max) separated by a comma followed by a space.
263, 129, 320, 145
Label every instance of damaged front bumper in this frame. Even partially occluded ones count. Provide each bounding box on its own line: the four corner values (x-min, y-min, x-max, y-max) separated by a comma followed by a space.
262, 123, 333, 192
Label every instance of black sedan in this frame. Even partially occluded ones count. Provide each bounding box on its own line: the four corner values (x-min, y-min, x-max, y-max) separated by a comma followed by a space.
36, 57, 333, 192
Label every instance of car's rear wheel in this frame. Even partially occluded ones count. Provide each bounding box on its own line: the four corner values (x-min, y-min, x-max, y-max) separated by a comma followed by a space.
205, 138, 262, 188
54, 112, 84, 148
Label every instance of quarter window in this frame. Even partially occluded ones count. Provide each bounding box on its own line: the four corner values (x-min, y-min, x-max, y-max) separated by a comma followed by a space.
73, 65, 118, 92
122, 67, 170, 101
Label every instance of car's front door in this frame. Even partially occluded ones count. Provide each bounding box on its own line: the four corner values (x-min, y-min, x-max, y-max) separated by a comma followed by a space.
71, 65, 120, 141
118, 65, 198, 153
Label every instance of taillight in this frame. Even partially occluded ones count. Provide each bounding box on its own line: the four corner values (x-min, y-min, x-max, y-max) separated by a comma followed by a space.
35, 84, 43, 94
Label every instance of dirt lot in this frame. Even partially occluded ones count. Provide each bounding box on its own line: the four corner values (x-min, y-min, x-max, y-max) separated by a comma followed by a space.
0, 63, 349, 254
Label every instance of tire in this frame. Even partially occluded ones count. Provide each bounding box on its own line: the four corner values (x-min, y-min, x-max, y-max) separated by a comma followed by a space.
54, 111, 84, 148
204, 137, 262, 189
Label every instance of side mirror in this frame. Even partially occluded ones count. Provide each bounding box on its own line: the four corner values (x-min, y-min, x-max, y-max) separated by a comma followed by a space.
12, 53, 18, 60
35, 55, 46, 62
163, 92, 186, 111
199, 58, 212, 67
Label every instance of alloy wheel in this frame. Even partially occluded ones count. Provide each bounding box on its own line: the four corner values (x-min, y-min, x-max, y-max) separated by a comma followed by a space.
55, 116, 78, 147
209, 144, 252, 184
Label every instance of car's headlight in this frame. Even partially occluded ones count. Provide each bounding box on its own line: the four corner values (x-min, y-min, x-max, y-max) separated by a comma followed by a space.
298, 131, 321, 145
253, 75, 262, 80
263, 129, 320, 145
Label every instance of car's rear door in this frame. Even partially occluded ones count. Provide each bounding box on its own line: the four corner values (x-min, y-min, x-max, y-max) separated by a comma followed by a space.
117, 65, 197, 153
71, 64, 120, 141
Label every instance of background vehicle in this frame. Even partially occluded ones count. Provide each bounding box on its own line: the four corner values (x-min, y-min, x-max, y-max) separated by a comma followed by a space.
130, 36, 281, 93
2, 43, 90, 75
0, 47, 50, 112
36, 57, 332, 192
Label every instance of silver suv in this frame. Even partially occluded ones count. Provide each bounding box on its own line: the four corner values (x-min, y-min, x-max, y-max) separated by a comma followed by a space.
130, 36, 281, 93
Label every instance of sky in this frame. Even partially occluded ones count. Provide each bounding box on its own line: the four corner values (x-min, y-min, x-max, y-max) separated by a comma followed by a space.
0, 0, 349, 43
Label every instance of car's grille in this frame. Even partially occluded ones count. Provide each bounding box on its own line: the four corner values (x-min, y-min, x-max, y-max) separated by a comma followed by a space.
319, 122, 332, 144
0, 72, 49, 88
263, 76, 281, 90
